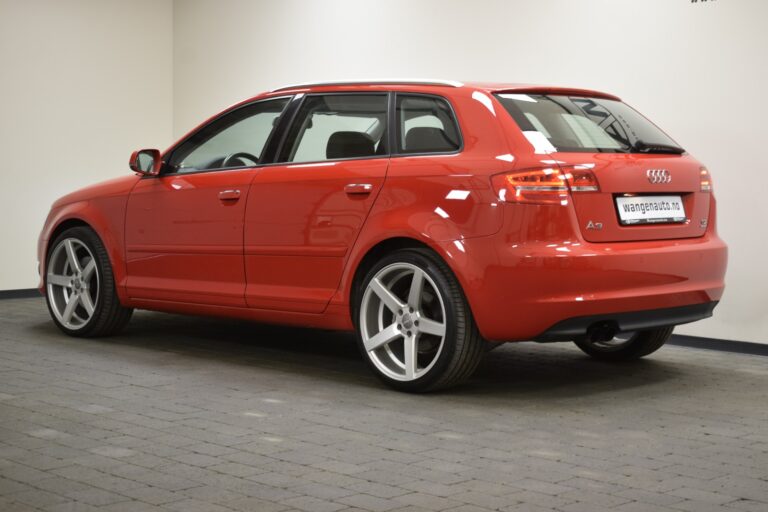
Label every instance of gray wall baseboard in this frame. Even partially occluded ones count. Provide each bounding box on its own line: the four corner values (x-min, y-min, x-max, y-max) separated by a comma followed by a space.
669, 334, 768, 357
0, 288, 41, 300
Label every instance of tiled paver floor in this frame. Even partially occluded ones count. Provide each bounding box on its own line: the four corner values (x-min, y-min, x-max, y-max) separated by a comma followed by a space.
1, 297, 766, 511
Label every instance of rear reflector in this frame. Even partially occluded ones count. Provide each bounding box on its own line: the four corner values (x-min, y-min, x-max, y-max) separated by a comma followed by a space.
492, 166, 600, 205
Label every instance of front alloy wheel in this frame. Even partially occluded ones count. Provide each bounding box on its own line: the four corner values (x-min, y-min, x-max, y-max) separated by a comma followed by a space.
47, 238, 99, 330
45, 226, 133, 337
355, 248, 483, 392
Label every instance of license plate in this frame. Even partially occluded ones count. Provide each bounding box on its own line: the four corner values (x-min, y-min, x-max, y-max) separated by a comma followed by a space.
615, 195, 686, 225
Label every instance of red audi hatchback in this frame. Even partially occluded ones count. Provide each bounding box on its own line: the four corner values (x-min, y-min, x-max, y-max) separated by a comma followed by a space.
39, 80, 727, 391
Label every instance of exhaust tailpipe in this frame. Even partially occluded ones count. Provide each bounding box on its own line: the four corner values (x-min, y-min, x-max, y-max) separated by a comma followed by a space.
586, 321, 618, 343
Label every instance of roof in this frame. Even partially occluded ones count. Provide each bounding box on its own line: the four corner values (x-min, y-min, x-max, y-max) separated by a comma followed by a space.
269, 79, 620, 101
270, 79, 464, 92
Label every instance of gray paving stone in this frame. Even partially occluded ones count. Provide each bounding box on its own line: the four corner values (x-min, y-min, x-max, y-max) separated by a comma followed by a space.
337, 492, 402, 511
7, 488, 70, 508
281, 494, 349, 512
63, 487, 131, 506
0, 298, 766, 512
117, 485, 185, 505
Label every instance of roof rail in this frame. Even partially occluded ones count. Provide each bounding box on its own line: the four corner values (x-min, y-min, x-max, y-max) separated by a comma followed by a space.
270, 79, 464, 92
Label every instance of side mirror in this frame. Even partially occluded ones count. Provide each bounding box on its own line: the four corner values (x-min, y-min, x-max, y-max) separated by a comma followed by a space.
129, 149, 162, 175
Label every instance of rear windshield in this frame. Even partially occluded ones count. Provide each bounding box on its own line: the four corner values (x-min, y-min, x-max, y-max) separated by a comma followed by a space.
494, 93, 683, 154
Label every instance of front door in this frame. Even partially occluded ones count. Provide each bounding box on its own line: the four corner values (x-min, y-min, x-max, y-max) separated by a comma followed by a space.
244, 93, 390, 313
125, 97, 290, 306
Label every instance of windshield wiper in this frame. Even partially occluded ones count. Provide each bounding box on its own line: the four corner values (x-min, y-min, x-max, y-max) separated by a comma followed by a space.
632, 140, 685, 155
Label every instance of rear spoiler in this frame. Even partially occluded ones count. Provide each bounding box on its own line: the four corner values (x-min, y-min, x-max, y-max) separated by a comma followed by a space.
494, 87, 621, 102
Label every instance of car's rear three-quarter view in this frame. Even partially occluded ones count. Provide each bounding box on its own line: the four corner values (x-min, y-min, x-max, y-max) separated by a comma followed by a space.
38, 80, 727, 392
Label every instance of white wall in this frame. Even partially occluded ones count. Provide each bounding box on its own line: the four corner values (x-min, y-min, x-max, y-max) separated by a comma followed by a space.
2, 0, 765, 344
173, 0, 767, 343
0, 0, 174, 289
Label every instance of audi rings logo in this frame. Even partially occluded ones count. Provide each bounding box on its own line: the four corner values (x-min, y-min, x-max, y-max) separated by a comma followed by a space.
647, 169, 671, 184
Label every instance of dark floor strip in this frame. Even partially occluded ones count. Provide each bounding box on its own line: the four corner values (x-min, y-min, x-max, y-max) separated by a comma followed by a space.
670, 334, 768, 357
0, 288, 40, 300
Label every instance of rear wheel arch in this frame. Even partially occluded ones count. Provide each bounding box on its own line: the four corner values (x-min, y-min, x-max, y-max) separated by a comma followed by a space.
351, 243, 485, 391
352, 238, 434, 306
349, 237, 474, 319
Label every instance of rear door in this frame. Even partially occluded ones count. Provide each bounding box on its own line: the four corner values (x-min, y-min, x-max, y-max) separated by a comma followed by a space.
244, 93, 389, 313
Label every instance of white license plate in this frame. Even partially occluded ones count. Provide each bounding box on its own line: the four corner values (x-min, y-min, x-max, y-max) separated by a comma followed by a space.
615, 195, 686, 225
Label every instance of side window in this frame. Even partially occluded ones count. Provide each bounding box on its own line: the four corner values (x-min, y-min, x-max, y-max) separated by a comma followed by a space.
168, 97, 289, 173
397, 95, 461, 154
280, 94, 388, 163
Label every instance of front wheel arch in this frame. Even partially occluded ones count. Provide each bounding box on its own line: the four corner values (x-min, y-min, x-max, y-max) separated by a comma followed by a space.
48, 218, 91, 252
42, 205, 129, 304
45, 225, 133, 337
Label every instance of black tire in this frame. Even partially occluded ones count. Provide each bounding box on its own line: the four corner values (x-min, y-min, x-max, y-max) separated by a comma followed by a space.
45, 226, 133, 337
573, 327, 673, 361
353, 248, 484, 392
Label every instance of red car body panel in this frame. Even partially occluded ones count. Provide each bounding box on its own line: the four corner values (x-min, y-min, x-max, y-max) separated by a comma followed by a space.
38, 82, 728, 342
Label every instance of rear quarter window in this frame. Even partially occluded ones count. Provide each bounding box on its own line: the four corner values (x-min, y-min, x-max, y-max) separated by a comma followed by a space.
396, 95, 461, 154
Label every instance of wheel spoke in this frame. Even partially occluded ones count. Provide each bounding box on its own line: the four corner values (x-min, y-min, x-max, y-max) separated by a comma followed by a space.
404, 335, 418, 379
47, 274, 72, 287
62, 295, 79, 323
64, 240, 82, 272
79, 293, 95, 316
369, 278, 405, 313
407, 268, 424, 310
364, 323, 401, 352
82, 258, 96, 280
419, 317, 446, 337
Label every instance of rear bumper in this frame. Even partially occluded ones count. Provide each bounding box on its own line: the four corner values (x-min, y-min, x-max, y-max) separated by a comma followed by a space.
534, 301, 718, 342
441, 209, 727, 342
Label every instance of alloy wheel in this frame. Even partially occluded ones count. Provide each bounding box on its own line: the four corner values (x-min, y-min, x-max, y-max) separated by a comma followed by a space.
360, 263, 447, 381
46, 238, 99, 330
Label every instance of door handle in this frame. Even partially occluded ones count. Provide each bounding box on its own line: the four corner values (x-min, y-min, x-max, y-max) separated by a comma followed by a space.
344, 183, 373, 195
218, 189, 241, 201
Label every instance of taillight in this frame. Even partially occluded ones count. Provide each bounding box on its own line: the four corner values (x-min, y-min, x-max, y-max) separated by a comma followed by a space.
565, 167, 600, 192
492, 166, 599, 205
700, 167, 712, 192
491, 167, 568, 205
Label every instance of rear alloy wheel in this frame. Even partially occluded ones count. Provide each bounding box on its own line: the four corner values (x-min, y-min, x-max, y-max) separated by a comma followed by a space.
355, 249, 483, 392
573, 327, 673, 361
46, 227, 133, 337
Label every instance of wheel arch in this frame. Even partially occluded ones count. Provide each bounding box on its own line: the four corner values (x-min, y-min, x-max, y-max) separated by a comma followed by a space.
40, 202, 128, 303
346, 236, 477, 324
48, 218, 92, 247
350, 237, 432, 303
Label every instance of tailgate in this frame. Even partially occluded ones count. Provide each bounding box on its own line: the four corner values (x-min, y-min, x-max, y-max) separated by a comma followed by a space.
557, 153, 710, 242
